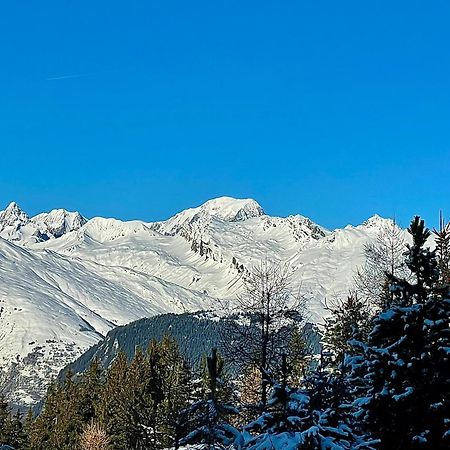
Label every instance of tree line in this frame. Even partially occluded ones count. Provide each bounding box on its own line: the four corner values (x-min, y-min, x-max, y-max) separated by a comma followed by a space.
1, 215, 449, 449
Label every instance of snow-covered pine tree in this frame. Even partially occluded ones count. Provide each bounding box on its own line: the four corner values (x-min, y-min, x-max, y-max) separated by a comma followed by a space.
242, 354, 376, 450
179, 348, 241, 449
349, 216, 450, 449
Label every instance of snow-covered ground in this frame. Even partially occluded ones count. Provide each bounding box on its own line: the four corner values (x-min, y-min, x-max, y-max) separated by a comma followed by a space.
0, 197, 402, 406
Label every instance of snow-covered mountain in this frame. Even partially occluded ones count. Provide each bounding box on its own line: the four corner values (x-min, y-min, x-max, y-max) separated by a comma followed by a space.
0, 202, 86, 244
0, 197, 401, 407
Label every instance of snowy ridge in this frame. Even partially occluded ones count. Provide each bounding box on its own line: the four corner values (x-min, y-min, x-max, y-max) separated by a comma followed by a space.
0, 202, 86, 244
0, 197, 401, 407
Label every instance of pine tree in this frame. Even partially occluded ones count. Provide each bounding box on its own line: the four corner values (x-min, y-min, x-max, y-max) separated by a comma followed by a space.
78, 358, 104, 424
0, 394, 13, 447
52, 369, 84, 450
243, 354, 376, 449
287, 327, 312, 386
31, 370, 90, 450
322, 292, 372, 366
20, 408, 34, 450
180, 348, 241, 449
28, 380, 60, 450
349, 216, 450, 449
122, 346, 155, 449
97, 350, 129, 449
433, 212, 450, 285
155, 336, 192, 449
7, 410, 28, 449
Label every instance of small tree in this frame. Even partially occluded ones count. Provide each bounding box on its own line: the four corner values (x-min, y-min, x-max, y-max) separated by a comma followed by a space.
222, 261, 306, 410
355, 218, 409, 310
286, 327, 312, 386
322, 292, 372, 366
155, 336, 192, 449
239, 365, 262, 424
179, 348, 240, 449
433, 211, 450, 285
96, 350, 129, 450
0, 394, 14, 447
79, 422, 111, 450
78, 358, 104, 424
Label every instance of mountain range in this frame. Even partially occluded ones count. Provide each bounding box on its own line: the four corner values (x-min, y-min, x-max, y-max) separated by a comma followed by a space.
0, 196, 401, 407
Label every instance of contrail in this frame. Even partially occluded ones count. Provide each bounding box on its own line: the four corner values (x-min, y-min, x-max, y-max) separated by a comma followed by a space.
46, 73, 86, 81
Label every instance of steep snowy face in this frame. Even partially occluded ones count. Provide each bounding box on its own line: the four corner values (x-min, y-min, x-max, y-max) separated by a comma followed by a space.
0, 202, 87, 244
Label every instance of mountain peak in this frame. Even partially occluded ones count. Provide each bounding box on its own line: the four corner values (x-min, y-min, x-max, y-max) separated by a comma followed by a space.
6, 201, 20, 210
362, 214, 393, 228
198, 196, 264, 221
5, 201, 27, 214
0, 202, 30, 228
151, 196, 265, 237
0, 203, 86, 243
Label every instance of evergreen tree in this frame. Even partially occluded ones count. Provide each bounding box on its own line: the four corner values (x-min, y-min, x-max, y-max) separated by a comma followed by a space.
97, 350, 129, 449
7, 411, 28, 450
243, 354, 376, 449
349, 216, 450, 449
29, 381, 60, 450
78, 358, 104, 424
180, 348, 241, 449
433, 212, 450, 285
20, 408, 34, 450
155, 336, 192, 449
121, 346, 155, 449
322, 292, 372, 366
52, 370, 84, 450
287, 327, 312, 386
0, 394, 13, 447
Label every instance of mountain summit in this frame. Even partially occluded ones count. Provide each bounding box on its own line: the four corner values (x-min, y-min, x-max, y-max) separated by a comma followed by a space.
195, 197, 264, 222
0, 203, 86, 244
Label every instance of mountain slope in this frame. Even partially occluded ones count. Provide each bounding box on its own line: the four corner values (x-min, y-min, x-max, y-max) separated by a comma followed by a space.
0, 197, 402, 407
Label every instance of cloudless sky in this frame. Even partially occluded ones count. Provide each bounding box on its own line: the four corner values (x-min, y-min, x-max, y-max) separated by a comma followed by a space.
0, 1, 449, 229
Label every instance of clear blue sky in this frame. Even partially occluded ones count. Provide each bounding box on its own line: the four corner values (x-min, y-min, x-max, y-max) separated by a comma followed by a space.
1, 1, 449, 229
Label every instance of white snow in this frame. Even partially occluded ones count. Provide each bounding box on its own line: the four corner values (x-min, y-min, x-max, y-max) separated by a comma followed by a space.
0, 197, 404, 406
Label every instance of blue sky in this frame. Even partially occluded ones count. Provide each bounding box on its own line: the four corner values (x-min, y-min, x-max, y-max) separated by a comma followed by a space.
0, 1, 449, 229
